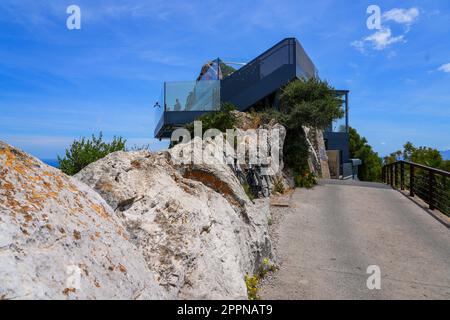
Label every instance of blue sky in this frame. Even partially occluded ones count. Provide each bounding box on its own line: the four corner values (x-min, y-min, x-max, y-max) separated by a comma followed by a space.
0, 0, 449, 159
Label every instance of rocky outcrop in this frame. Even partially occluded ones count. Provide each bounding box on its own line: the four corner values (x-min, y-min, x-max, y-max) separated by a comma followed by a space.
303, 126, 331, 179
75, 136, 273, 299
233, 110, 329, 181
0, 142, 165, 300
1, 113, 328, 300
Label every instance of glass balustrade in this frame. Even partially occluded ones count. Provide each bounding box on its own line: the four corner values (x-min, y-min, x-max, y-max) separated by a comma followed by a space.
164, 80, 220, 112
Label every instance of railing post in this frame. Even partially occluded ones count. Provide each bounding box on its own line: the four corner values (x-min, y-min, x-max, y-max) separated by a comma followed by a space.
410, 165, 415, 197
395, 163, 399, 189
400, 162, 404, 190
387, 165, 390, 185
429, 171, 435, 210
390, 165, 394, 188
386, 166, 388, 184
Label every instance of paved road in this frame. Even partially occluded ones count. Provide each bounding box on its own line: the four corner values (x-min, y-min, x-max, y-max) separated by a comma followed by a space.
260, 180, 450, 300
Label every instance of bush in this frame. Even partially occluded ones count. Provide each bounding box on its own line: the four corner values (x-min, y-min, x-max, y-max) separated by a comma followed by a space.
244, 274, 260, 300
58, 132, 126, 175
348, 127, 382, 182
280, 78, 344, 130
260, 78, 344, 176
294, 171, 317, 188
185, 102, 237, 135
273, 177, 285, 194
243, 182, 255, 201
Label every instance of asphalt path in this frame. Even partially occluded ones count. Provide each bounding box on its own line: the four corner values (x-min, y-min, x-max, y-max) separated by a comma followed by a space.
260, 180, 450, 299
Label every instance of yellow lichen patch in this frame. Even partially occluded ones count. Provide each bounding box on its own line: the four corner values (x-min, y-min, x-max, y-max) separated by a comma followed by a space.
40, 181, 51, 191
30, 190, 47, 201
28, 175, 42, 183
2, 181, 15, 191
68, 183, 79, 193
42, 171, 53, 177
22, 212, 33, 222
73, 230, 81, 240
0, 146, 16, 167
54, 176, 65, 191
5, 196, 21, 211
62, 288, 76, 295
90, 203, 110, 220
131, 160, 142, 169
68, 207, 79, 216
94, 180, 114, 192
18, 204, 37, 215
13, 163, 27, 175
118, 264, 127, 273
47, 191, 59, 199
116, 227, 129, 240
78, 220, 88, 227
0, 168, 8, 180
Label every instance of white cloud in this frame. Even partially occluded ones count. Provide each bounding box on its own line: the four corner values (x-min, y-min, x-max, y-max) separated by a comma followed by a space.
365, 28, 405, 50
438, 63, 450, 73
383, 8, 420, 25
352, 28, 404, 52
352, 7, 419, 52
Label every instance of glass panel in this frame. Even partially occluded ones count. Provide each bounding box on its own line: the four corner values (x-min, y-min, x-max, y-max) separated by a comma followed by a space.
331, 96, 347, 132
165, 80, 220, 112
332, 117, 347, 133
296, 41, 318, 78
260, 43, 291, 78
198, 59, 221, 81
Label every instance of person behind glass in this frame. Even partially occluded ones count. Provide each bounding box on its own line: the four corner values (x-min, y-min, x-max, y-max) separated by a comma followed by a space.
174, 98, 182, 111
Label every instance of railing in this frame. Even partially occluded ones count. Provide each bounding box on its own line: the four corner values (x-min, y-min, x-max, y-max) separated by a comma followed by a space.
382, 161, 450, 216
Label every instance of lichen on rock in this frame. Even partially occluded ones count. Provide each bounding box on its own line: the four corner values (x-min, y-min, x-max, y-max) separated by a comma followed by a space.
0, 141, 165, 300
75, 136, 273, 299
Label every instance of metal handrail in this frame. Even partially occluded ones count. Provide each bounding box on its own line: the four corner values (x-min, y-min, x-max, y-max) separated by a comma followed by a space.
400, 161, 450, 178
382, 160, 449, 215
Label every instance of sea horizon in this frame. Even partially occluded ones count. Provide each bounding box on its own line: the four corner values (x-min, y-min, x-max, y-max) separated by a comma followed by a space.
41, 159, 59, 168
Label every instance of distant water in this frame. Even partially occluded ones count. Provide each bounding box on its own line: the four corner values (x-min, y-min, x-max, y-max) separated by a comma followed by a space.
441, 150, 450, 161
41, 159, 59, 168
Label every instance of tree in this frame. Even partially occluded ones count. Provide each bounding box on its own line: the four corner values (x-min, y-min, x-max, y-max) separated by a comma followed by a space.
348, 127, 383, 182
273, 78, 344, 174
384, 141, 445, 169
58, 132, 126, 176
279, 78, 344, 130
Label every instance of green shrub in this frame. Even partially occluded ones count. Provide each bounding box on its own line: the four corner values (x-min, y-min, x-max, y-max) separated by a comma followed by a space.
244, 258, 278, 300
259, 78, 343, 175
294, 171, 317, 188
280, 78, 344, 130
243, 182, 255, 201
185, 102, 237, 135
273, 177, 285, 194
58, 132, 126, 176
349, 127, 382, 182
244, 274, 260, 300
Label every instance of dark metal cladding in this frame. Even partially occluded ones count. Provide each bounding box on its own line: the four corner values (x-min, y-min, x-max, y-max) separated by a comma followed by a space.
155, 38, 320, 138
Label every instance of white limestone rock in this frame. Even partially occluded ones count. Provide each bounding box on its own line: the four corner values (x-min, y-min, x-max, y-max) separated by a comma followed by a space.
75, 137, 273, 299
0, 141, 165, 300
